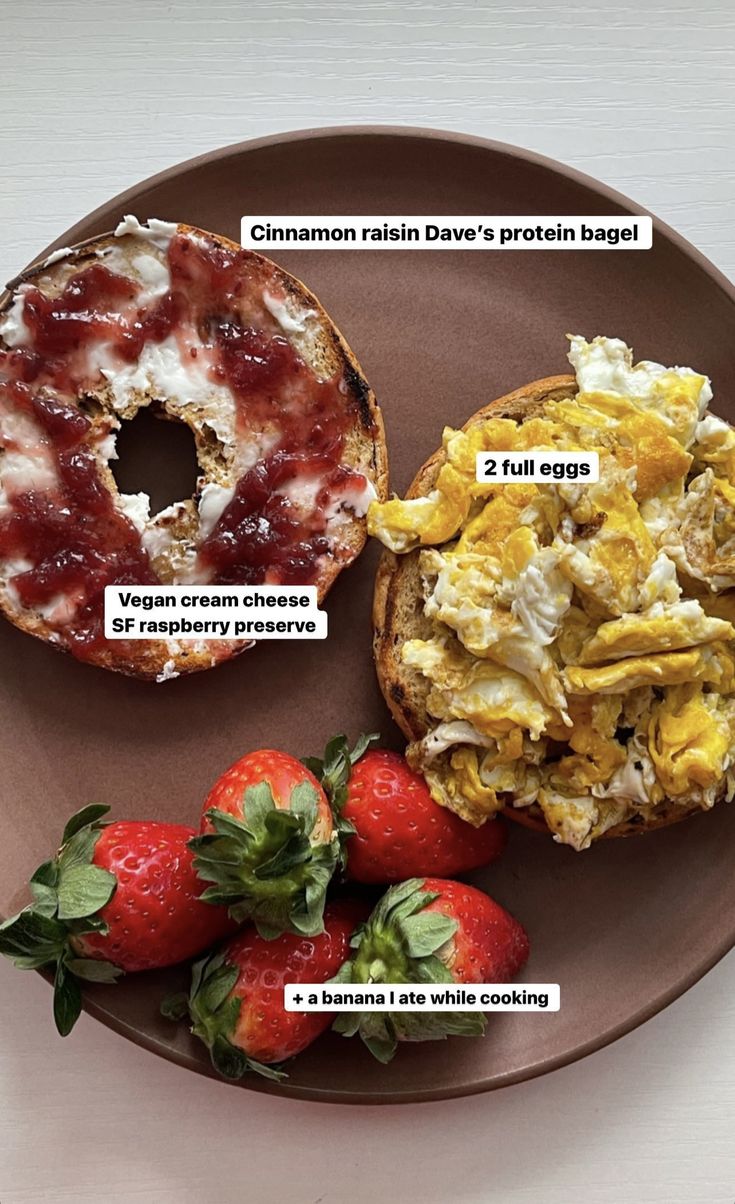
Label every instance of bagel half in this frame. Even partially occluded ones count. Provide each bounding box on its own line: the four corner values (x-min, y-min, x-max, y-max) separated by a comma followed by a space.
0, 218, 387, 680
372, 375, 721, 843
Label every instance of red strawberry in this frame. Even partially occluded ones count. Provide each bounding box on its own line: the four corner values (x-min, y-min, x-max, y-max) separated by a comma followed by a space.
417, 877, 529, 982
162, 898, 368, 1080
72, 821, 234, 970
305, 737, 507, 883
190, 749, 337, 939
0, 804, 233, 1035
332, 876, 529, 1062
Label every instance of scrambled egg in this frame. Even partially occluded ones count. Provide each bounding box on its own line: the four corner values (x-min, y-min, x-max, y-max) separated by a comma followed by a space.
368, 335, 735, 850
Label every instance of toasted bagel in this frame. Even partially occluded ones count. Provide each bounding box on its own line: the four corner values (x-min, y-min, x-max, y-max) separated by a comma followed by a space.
0, 218, 387, 680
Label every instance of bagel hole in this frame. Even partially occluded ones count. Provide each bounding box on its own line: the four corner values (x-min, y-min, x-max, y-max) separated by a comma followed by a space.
111, 405, 200, 514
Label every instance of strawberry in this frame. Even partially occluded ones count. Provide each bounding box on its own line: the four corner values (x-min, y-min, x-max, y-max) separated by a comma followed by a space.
0, 804, 233, 1035
189, 749, 338, 939
305, 737, 507, 883
332, 876, 529, 1062
162, 898, 367, 1080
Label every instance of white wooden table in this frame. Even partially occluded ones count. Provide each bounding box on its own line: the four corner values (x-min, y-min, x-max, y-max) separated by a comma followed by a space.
2, 2, 734, 1201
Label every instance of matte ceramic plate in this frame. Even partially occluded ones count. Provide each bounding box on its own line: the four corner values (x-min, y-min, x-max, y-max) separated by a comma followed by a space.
3, 127, 735, 1104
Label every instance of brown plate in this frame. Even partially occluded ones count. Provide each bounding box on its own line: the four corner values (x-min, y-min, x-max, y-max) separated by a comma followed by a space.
3, 126, 735, 1104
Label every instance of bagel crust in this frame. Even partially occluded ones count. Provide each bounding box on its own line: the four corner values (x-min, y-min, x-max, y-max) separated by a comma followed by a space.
0, 218, 387, 680
371, 364, 734, 848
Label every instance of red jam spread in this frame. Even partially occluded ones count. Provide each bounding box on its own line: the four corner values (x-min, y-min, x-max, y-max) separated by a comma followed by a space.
0, 229, 370, 658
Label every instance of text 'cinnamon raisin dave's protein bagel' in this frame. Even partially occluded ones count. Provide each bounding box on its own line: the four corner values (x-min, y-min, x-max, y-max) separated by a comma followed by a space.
0, 217, 387, 681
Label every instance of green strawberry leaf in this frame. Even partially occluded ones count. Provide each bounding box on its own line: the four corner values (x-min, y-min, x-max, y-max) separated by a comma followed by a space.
56, 864, 117, 921
304, 732, 379, 813
399, 912, 457, 959
367, 878, 433, 935
250, 917, 283, 941
332, 1012, 362, 1038
61, 804, 110, 846
349, 732, 379, 765
64, 958, 123, 983
0, 909, 67, 965
28, 886, 57, 910
198, 809, 253, 843
254, 846, 311, 880
288, 780, 319, 833
208, 1034, 287, 1082
28, 888, 58, 920
243, 781, 276, 828
302, 732, 379, 872
328, 960, 353, 985
199, 962, 240, 1015
189, 952, 237, 1019
392, 1008, 486, 1044
361, 1027, 398, 1064
29, 861, 59, 918
300, 756, 323, 778
198, 882, 251, 904
30, 859, 58, 888
414, 956, 455, 986
67, 914, 109, 938
211, 1035, 251, 1080
244, 1057, 288, 1083
160, 991, 190, 1021
53, 961, 82, 1036
188, 948, 210, 1001
58, 826, 100, 873
10, 955, 56, 970
166, 951, 242, 1040
442, 1013, 487, 1038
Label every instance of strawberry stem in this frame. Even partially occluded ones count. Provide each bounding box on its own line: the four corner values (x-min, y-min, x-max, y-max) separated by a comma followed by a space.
330, 879, 485, 1061
0, 803, 121, 1035
303, 732, 379, 870
189, 780, 338, 939
161, 950, 287, 1082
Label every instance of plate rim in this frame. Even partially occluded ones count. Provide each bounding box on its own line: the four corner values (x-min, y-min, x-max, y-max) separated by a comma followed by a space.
10, 123, 735, 1104
29, 123, 735, 316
